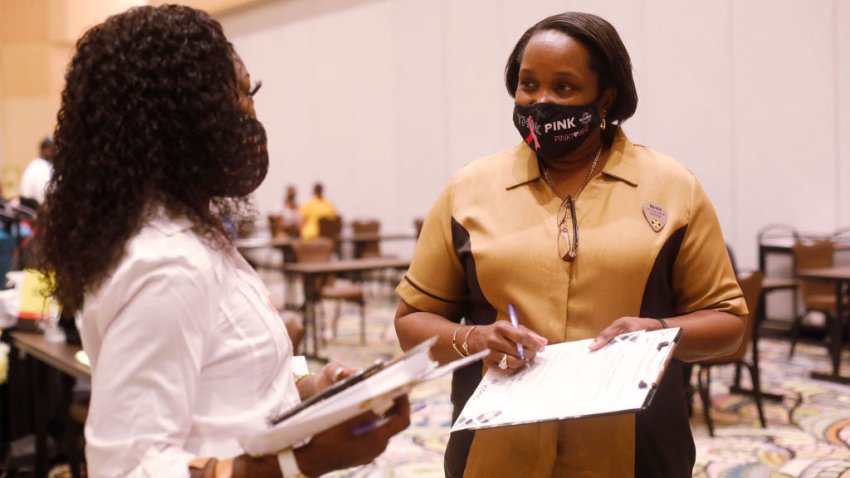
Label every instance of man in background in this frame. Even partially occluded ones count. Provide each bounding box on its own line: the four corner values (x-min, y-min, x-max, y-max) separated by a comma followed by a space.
19, 137, 54, 209
299, 182, 338, 240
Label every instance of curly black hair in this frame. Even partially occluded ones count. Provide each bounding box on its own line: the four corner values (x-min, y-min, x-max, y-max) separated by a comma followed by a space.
39, 5, 257, 315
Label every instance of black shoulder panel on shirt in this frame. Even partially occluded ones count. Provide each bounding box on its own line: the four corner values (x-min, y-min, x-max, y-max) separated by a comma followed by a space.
640, 225, 687, 319
635, 224, 695, 478
445, 217, 497, 478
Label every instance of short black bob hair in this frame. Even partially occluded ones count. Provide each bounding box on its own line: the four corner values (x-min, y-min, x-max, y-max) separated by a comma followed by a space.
504, 12, 638, 125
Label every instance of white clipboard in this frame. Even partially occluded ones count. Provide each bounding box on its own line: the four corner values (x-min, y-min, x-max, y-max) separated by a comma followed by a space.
452, 327, 682, 432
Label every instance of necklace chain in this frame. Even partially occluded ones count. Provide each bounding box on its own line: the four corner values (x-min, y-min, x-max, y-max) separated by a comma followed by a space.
540, 147, 602, 200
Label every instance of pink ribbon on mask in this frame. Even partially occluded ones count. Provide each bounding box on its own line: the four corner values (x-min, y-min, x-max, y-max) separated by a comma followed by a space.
525, 115, 541, 150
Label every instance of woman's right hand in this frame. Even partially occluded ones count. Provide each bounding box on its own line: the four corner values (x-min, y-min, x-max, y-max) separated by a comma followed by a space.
467, 322, 548, 375
293, 395, 411, 477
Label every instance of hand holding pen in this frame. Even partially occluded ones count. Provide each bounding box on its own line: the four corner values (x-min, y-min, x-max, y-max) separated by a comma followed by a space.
462, 303, 547, 375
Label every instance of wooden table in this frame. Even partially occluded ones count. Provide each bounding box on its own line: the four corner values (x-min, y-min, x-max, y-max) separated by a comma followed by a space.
9, 331, 89, 478
235, 233, 417, 251
796, 266, 850, 383
10, 332, 89, 381
757, 236, 850, 271
233, 236, 295, 251
282, 257, 410, 359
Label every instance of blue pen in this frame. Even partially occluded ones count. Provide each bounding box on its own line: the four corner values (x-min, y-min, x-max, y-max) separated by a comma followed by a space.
352, 402, 427, 436
508, 303, 525, 360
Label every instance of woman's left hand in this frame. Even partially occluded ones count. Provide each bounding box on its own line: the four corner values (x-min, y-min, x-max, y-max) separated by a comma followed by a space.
299, 361, 358, 399
588, 317, 664, 352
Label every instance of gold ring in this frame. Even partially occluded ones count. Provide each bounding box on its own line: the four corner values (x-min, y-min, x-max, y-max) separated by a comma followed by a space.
498, 354, 508, 370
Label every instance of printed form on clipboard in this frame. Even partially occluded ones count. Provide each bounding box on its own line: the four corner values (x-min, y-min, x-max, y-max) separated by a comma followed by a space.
452, 327, 682, 432
239, 336, 488, 456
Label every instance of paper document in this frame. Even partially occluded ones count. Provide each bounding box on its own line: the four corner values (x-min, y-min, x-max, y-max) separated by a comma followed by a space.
452, 327, 681, 432
240, 336, 488, 455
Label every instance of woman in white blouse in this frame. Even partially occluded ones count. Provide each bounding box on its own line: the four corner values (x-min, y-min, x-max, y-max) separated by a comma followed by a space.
37, 5, 409, 478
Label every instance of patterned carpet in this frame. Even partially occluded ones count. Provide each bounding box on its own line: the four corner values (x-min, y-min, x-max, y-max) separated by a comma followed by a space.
268, 274, 850, 477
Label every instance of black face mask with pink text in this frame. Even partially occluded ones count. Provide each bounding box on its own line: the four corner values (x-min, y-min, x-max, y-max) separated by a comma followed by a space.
512, 102, 600, 159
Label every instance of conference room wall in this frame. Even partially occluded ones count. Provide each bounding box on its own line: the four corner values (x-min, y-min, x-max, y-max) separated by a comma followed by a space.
221, 0, 850, 269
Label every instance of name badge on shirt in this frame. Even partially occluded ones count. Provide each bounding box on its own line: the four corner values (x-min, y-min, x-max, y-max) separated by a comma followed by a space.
643, 203, 667, 232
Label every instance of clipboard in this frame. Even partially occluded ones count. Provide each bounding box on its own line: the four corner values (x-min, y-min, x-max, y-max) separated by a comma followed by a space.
239, 336, 489, 456
451, 327, 682, 432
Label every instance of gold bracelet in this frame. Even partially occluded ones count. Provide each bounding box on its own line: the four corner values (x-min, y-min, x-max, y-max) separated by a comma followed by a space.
451, 326, 466, 358
294, 372, 314, 385
461, 325, 478, 357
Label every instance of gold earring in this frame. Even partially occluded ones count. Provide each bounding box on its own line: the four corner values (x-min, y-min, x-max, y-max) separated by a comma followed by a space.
600, 118, 607, 131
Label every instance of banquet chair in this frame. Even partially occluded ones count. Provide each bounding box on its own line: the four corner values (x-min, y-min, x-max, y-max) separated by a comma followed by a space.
317, 217, 343, 258
756, 223, 800, 272
831, 226, 850, 244
695, 270, 766, 437
757, 223, 800, 244
351, 219, 382, 259
268, 214, 286, 238
291, 238, 366, 345
789, 240, 839, 358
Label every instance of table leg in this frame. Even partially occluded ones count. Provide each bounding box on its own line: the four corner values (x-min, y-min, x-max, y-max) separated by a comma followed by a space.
810, 280, 850, 383
300, 273, 328, 363
301, 275, 317, 358
32, 356, 48, 478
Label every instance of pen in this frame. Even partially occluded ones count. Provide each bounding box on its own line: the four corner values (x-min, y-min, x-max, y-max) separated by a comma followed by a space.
352, 402, 427, 436
508, 303, 525, 360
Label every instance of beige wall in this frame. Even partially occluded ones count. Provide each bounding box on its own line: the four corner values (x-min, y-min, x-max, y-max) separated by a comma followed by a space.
220, 0, 850, 270
0, 0, 260, 199
2, 0, 846, 271
0, 0, 143, 197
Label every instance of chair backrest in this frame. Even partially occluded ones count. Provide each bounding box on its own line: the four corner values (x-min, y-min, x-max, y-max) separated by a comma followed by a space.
318, 217, 342, 239
830, 226, 850, 244
290, 238, 334, 288
291, 237, 334, 264
700, 270, 763, 365
792, 240, 835, 303
236, 219, 256, 239
757, 223, 800, 244
268, 214, 286, 238
352, 219, 380, 258
318, 217, 342, 257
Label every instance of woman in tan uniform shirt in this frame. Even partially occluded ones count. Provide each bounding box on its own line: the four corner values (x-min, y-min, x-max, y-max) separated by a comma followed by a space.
394, 12, 746, 478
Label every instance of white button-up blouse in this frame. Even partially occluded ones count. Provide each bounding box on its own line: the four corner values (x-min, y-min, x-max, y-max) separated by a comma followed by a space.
80, 210, 299, 477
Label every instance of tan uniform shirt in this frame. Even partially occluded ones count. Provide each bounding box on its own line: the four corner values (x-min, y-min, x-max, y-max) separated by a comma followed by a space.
397, 129, 746, 477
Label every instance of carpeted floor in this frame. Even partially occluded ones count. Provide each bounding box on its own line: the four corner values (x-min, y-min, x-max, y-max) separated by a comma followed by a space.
268, 273, 850, 478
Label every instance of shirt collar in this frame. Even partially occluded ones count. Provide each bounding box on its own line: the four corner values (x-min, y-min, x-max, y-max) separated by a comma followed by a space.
504, 143, 543, 190
600, 128, 639, 187
146, 204, 194, 236
504, 128, 639, 190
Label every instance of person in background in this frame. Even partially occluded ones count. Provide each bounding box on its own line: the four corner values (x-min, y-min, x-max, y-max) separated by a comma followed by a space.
394, 11, 745, 478
37, 6, 408, 477
19, 137, 54, 209
299, 182, 337, 240
281, 184, 302, 237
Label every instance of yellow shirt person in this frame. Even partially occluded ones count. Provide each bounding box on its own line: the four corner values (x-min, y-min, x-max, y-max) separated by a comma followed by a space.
299, 183, 338, 240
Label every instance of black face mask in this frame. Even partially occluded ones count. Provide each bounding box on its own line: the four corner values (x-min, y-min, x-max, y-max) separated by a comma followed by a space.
512, 102, 601, 159
214, 115, 269, 197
